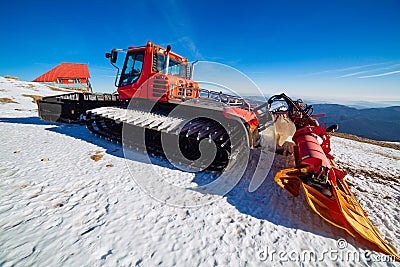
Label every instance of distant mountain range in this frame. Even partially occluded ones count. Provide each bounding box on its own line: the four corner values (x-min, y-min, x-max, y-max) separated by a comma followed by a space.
312, 104, 400, 142
305, 99, 400, 109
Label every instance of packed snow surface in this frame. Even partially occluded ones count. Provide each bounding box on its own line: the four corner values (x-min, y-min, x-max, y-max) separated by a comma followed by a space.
0, 77, 399, 266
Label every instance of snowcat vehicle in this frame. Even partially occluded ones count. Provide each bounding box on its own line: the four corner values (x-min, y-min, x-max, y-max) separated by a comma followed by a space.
37, 41, 399, 261
38, 41, 268, 169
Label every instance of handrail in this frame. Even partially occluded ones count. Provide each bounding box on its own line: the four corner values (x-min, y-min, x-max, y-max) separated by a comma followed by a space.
198, 88, 250, 110
170, 86, 250, 110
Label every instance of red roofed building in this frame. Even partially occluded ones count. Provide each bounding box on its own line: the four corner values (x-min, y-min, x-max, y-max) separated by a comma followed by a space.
32, 62, 92, 92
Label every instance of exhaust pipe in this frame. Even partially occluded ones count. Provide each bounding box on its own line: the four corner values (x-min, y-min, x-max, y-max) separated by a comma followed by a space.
164, 45, 171, 75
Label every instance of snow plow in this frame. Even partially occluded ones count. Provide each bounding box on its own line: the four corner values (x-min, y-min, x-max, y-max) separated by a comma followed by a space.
270, 94, 400, 261
37, 41, 399, 260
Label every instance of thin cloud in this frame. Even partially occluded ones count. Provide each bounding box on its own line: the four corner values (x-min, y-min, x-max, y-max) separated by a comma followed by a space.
339, 63, 400, 78
339, 70, 370, 78
151, 0, 203, 60
299, 62, 390, 77
358, 70, 400, 78
178, 36, 204, 60
328, 63, 385, 72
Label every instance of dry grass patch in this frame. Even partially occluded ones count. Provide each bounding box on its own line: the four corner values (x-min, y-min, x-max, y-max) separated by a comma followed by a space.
45, 85, 89, 93
28, 191, 41, 199
0, 97, 18, 104
22, 94, 43, 103
3, 75, 18, 80
46, 85, 68, 92
19, 182, 31, 188
19, 84, 39, 91
54, 202, 64, 208
332, 132, 400, 151
90, 151, 104, 161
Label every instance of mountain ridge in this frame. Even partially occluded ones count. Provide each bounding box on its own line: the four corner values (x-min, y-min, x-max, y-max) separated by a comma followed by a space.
312, 104, 400, 142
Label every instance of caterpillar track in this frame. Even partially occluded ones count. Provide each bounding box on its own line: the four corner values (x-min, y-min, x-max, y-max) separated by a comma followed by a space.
85, 100, 248, 171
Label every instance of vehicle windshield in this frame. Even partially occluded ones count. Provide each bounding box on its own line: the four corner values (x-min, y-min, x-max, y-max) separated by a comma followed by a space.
156, 54, 186, 78
119, 50, 145, 86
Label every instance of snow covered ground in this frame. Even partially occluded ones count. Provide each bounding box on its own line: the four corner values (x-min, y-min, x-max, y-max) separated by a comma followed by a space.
0, 76, 399, 266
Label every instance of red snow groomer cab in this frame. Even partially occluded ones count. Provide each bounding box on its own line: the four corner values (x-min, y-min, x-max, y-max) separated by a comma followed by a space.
108, 40, 260, 133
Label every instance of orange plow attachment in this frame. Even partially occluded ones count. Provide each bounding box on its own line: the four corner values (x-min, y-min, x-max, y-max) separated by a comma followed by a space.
275, 168, 400, 261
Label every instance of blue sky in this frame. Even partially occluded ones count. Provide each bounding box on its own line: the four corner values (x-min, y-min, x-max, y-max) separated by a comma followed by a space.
1, 0, 399, 103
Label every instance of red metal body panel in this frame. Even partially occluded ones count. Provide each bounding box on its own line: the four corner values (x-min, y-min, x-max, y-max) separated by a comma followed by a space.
223, 107, 258, 132
293, 126, 331, 171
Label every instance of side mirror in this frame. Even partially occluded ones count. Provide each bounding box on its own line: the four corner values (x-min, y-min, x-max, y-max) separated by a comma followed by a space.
105, 49, 118, 64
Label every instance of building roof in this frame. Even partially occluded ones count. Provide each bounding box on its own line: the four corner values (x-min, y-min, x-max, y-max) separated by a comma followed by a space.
32, 63, 90, 82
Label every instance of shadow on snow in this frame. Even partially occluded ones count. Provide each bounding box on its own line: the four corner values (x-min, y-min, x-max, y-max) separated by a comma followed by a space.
0, 115, 365, 251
